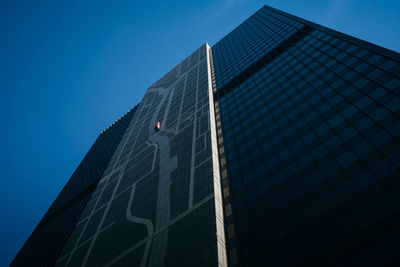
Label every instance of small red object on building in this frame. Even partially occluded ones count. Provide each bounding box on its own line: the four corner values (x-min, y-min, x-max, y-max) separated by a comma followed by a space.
154, 121, 161, 131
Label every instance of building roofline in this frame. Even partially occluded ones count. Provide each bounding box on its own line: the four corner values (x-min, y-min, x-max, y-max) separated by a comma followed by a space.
262, 5, 400, 61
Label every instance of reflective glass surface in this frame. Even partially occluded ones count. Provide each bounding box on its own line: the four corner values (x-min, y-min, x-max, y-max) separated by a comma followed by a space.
12, 108, 136, 267
212, 5, 400, 267
55, 45, 219, 267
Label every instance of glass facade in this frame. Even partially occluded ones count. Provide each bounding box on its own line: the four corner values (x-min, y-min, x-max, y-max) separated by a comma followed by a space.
54, 44, 226, 267
11, 107, 136, 267
212, 5, 400, 267
14, 5, 400, 267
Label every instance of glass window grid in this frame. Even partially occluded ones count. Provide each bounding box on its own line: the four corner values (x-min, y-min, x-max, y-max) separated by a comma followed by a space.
214, 4, 400, 266
213, 8, 305, 89
276, 29, 400, 132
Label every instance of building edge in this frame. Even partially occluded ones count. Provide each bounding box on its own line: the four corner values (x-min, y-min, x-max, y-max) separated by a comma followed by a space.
206, 43, 228, 267
263, 5, 400, 60
11, 106, 138, 267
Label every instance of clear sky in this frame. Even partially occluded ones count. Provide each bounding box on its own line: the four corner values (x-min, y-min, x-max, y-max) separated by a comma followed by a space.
0, 0, 399, 265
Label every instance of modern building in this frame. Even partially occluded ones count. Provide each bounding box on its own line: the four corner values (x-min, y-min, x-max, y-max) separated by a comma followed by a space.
12, 5, 400, 267
11, 106, 137, 266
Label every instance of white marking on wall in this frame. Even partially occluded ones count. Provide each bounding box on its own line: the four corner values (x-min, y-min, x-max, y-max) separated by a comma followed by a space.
126, 184, 153, 267
188, 64, 199, 209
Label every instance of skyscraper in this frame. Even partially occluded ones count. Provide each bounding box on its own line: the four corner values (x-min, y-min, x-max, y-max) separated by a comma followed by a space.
11, 107, 137, 266
13, 5, 400, 267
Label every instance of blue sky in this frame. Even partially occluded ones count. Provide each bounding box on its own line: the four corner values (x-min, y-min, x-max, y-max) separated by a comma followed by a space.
0, 0, 399, 265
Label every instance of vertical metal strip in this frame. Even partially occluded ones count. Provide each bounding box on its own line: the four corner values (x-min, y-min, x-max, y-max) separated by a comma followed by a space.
206, 43, 228, 267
